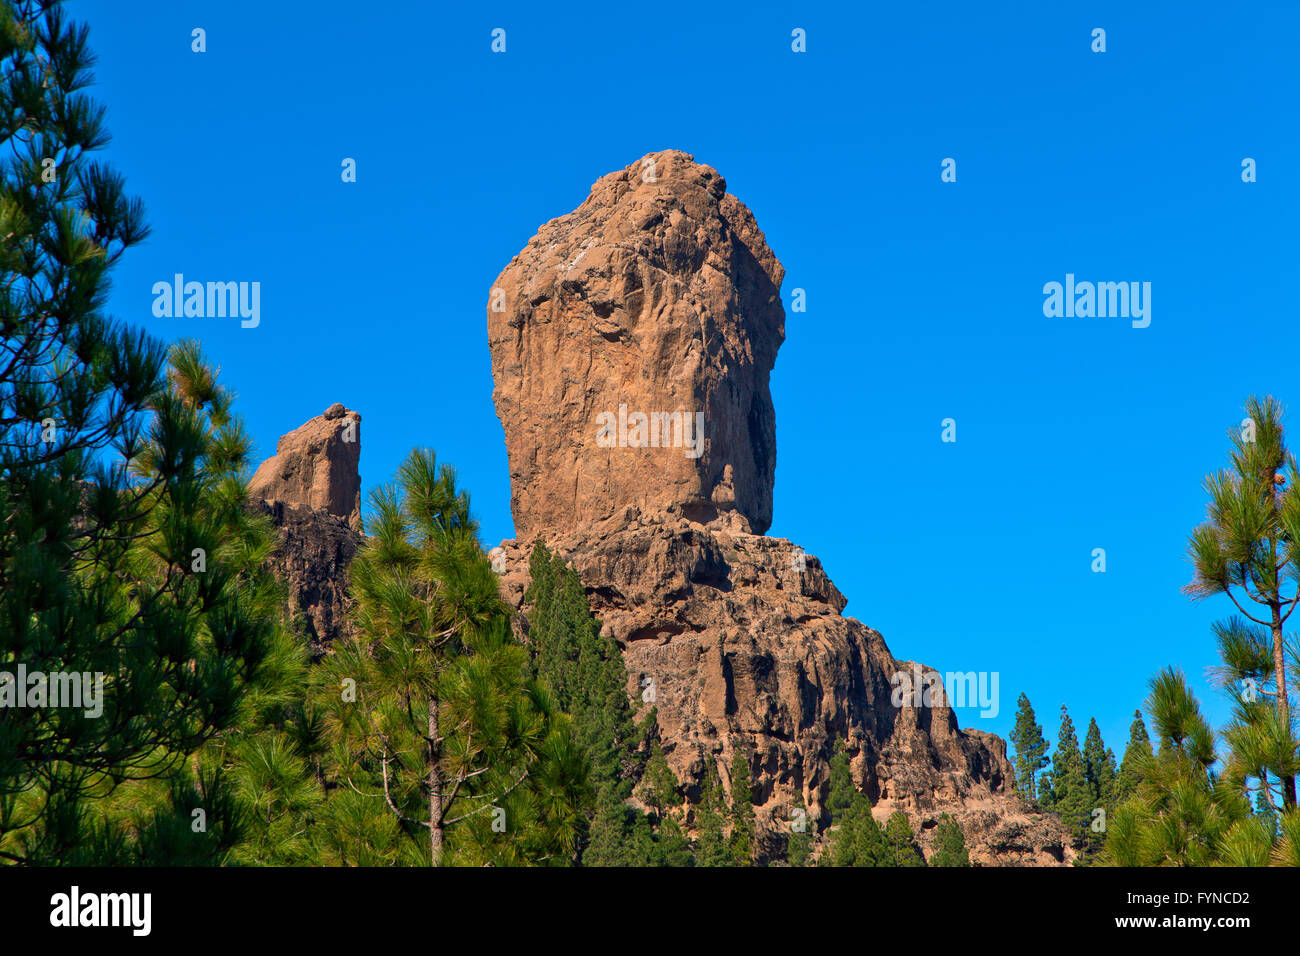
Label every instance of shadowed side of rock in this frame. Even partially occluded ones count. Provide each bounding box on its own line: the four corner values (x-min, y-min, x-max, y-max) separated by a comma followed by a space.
254, 499, 359, 655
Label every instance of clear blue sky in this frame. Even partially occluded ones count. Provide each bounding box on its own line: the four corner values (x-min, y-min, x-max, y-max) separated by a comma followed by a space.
68, 0, 1300, 763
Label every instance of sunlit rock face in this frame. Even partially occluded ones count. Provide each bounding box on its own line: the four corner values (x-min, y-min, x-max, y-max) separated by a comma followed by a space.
488, 152, 1073, 865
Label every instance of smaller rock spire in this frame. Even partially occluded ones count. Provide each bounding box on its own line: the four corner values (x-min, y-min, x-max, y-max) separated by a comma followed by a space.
249, 403, 362, 530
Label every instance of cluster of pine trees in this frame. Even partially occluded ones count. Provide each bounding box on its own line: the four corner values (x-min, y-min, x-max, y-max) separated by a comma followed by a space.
1102, 397, 1300, 865
1011, 697, 1150, 860
1012, 396, 1300, 866
0, 0, 584, 865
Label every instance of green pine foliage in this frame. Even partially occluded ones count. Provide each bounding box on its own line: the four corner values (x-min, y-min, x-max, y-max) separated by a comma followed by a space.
655, 814, 694, 867
1010, 694, 1050, 804
312, 452, 590, 866
1102, 668, 1300, 866
885, 812, 925, 867
1041, 706, 1092, 850
0, 0, 287, 864
0, 335, 289, 860
1105, 397, 1300, 867
784, 791, 812, 867
1079, 717, 1118, 857
523, 541, 693, 866
1083, 718, 1118, 809
643, 739, 678, 820
692, 760, 730, 867
929, 813, 970, 866
728, 750, 755, 865
1185, 396, 1300, 810
1102, 669, 1260, 865
1116, 710, 1153, 801
820, 744, 892, 867
141, 344, 326, 866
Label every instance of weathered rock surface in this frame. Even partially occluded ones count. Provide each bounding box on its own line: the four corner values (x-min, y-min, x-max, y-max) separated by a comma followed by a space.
250, 404, 364, 653
493, 524, 1071, 865
255, 499, 359, 655
489, 151, 1073, 865
249, 403, 363, 530
487, 149, 784, 543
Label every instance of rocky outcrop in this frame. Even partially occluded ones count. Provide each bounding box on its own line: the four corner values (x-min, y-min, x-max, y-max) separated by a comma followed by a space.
489, 151, 1073, 865
250, 404, 364, 653
492, 522, 1070, 865
250, 403, 363, 530
255, 498, 359, 654
487, 149, 783, 542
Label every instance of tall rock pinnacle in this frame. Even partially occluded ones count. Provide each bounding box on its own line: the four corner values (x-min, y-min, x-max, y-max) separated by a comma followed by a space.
488, 151, 1074, 865
488, 149, 784, 542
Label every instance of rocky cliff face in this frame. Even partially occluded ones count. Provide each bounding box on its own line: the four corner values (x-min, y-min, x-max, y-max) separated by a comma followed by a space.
489, 150, 1072, 865
250, 403, 363, 653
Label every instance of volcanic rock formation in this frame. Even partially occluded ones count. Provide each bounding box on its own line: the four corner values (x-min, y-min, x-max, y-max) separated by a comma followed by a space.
488, 149, 782, 541
250, 404, 363, 653
250, 402, 363, 530
489, 150, 1072, 865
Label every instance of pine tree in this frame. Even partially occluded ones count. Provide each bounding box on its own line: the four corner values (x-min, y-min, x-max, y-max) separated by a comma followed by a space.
929, 813, 970, 866
692, 760, 729, 867
826, 743, 855, 819
523, 541, 676, 865
884, 812, 926, 867
1010, 694, 1050, 804
1102, 669, 1260, 866
1255, 787, 1280, 838
1077, 717, 1118, 857
1104, 672, 1300, 867
315, 451, 590, 865
784, 791, 812, 867
1083, 718, 1117, 809
643, 740, 678, 820
728, 750, 755, 866
141, 343, 325, 866
1043, 706, 1092, 848
1207, 616, 1300, 842
640, 746, 693, 867
1186, 396, 1300, 809
1105, 397, 1300, 867
821, 743, 890, 866
1116, 710, 1152, 801
638, 742, 693, 866
0, 3, 288, 864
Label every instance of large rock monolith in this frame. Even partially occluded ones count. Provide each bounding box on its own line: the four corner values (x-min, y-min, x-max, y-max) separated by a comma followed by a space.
488, 151, 1074, 865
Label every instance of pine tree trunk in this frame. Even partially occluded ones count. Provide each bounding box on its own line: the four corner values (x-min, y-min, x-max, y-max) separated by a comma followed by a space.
1271, 615, 1296, 809
1269, 492, 1296, 809
428, 694, 444, 864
